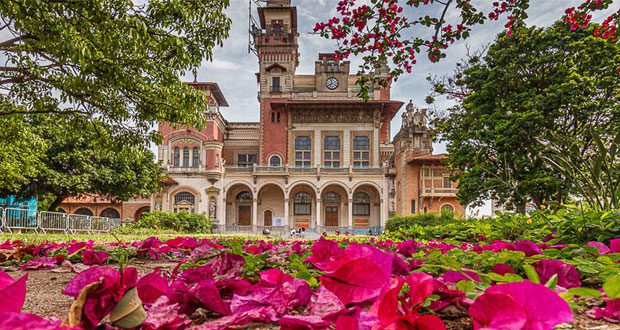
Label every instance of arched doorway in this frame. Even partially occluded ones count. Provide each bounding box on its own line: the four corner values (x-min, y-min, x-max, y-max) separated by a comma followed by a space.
225, 183, 254, 227
100, 208, 120, 219
134, 206, 150, 221
75, 208, 93, 216
352, 184, 381, 228
288, 183, 316, 228
264, 210, 273, 226
236, 191, 252, 226
257, 183, 285, 226
320, 183, 349, 228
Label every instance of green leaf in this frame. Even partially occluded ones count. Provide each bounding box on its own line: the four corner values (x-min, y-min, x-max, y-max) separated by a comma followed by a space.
523, 265, 540, 284
456, 280, 476, 293
544, 274, 558, 290
603, 275, 620, 299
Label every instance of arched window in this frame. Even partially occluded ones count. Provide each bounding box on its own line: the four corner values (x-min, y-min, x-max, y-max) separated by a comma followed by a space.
174, 192, 196, 213
323, 136, 341, 168
441, 204, 455, 213
236, 191, 253, 201
271, 112, 275, 123
215, 154, 220, 167
323, 192, 341, 203
294, 192, 311, 215
269, 155, 281, 167
100, 208, 120, 219
353, 192, 370, 216
183, 147, 190, 167
173, 147, 180, 167
192, 147, 200, 168
276, 112, 281, 123
75, 208, 93, 216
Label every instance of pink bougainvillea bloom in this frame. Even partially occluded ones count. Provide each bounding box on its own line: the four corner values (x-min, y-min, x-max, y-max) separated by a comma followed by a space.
319, 244, 393, 305
587, 298, 620, 323
441, 269, 481, 283
469, 281, 573, 330
491, 264, 515, 275
0, 270, 28, 313
191, 279, 231, 316
82, 250, 109, 266
137, 269, 169, 305
64, 266, 138, 328
308, 286, 345, 318
230, 268, 312, 320
142, 296, 191, 330
278, 315, 330, 329
533, 259, 581, 288
18, 257, 58, 270
515, 240, 542, 257
587, 242, 611, 255
306, 238, 345, 271
610, 238, 620, 253
0, 312, 79, 329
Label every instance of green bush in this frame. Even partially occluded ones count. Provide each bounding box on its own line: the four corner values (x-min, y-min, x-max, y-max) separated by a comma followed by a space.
383, 207, 620, 244
385, 211, 457, 232
131, 211, 212, 233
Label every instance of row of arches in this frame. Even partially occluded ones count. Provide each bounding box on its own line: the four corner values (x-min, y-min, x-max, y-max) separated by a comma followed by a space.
224, 181, 382, 228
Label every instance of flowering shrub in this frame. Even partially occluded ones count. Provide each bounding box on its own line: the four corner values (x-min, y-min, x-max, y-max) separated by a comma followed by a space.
0, 235, 618, 329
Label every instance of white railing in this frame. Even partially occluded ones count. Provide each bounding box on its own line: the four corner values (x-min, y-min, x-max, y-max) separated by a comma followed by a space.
1, 208, 120, 234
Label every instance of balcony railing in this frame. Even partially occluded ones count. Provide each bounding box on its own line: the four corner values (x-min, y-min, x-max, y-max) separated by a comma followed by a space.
421, 187, 458, 197
223, 165, 384, 177
270, 85, 282, 93
166, 165, 204, 173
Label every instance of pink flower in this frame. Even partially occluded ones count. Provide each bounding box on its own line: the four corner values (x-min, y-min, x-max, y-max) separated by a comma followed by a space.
319, 244, 393, 305
587, 242, 610, 255
82, 250, 109, 266
469, 281, 573, 330
19, 257, 58, 270
587, 298, 620, 323
533, 259, 581, 288
491, 264, 515, 275
0, 270, 28, 313
0, 312, 79, 329
137, 269, 169, 305
63, 266, 137, 328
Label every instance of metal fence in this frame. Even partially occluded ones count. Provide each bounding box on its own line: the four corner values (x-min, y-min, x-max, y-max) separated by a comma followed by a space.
0, 208, 120, 234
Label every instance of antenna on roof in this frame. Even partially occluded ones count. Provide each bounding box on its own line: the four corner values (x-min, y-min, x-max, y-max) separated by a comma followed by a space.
248, 0, 263, 56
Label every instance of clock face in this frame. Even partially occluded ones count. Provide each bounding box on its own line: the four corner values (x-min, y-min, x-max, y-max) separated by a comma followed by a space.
326, 77, 339, 90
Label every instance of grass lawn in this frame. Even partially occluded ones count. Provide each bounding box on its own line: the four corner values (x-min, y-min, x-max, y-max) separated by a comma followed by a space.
0, 231, 267, 244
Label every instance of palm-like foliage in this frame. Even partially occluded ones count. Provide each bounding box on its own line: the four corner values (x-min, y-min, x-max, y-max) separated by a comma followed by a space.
542, 131, 620, 211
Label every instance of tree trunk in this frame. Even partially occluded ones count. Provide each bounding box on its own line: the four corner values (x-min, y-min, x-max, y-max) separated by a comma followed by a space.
47, 195, 65, 211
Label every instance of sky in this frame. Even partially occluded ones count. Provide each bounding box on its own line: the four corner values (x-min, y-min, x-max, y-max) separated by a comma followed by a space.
182, 0, 616, 216
184, 0, 616, 154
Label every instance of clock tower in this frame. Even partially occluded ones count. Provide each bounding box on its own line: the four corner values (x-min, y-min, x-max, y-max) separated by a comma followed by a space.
254, 0, 299, 164
315, 53, 350, 93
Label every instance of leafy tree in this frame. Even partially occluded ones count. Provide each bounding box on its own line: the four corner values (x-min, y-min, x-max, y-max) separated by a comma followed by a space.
0, 115, 163, 211
0, 0, 230, 202
432, 24, 620, 212
314, 0, 618, 98
0, 0, 230, 130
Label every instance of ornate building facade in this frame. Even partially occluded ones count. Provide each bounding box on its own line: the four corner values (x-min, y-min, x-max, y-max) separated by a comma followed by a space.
59, 0, 463, 230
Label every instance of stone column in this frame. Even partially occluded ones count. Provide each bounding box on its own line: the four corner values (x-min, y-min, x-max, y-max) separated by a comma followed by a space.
314, 129, 321, 167
348, 198, 353, 229
252, 198, 258, 230
380, 198, 386, 228
316, 198, 322, 229
218, 197, 226, 229
284, 198, 289, 227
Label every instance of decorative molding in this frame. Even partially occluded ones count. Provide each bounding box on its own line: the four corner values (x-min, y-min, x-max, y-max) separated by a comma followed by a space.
292, 109, 375, 124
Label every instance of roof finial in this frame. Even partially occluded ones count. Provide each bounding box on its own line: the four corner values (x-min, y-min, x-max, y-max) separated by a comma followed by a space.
192, 68, 198, 83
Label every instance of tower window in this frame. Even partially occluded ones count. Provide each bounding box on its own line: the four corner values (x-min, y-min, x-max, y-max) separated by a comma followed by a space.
272, 77, 281, 92
271, 112, 275, 123
183, 147, 190, 167
273, 23, 282, 37
277, 112, 281, 123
